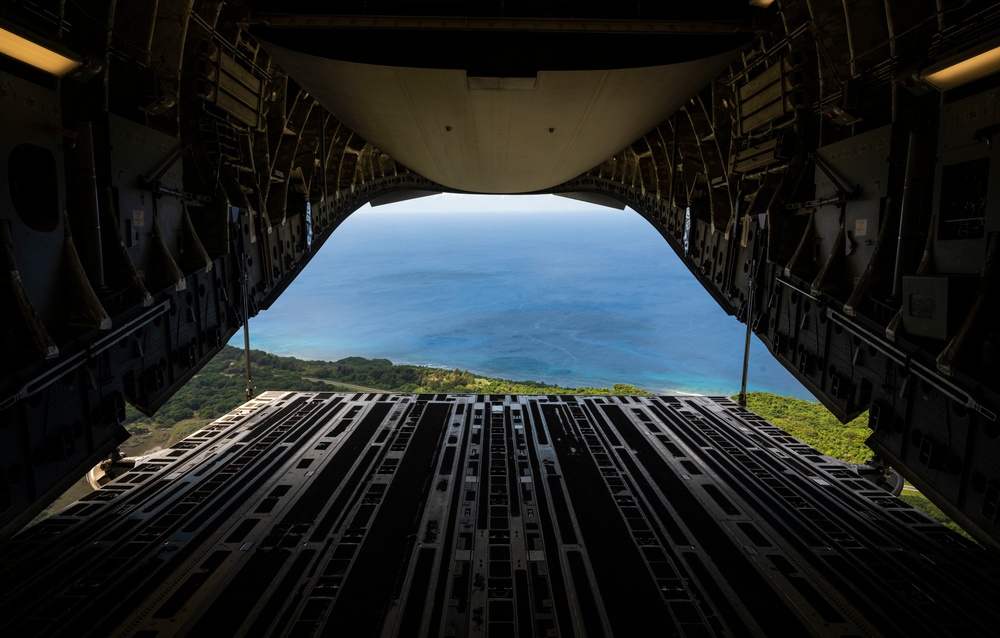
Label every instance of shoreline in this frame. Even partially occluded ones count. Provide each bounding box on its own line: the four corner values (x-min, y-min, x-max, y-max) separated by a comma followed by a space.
242, 342, 805, 399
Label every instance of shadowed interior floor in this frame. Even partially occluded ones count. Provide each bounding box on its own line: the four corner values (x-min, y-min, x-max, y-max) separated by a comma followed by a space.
1, 392, 996, 636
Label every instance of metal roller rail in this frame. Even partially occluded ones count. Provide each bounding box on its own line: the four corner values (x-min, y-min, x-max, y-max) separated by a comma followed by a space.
643, 396, 997, 634
1, 393, 998, 637
0, 394, 298, 585
1, 392, 344, 634
677, 397, 994, 611
644, 397, 956, 630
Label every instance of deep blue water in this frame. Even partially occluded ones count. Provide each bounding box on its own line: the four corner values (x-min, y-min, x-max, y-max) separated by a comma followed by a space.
233, 205, 812, 399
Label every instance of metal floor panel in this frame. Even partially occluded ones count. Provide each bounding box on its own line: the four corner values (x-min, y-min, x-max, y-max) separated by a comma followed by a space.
1, 393, 997, 636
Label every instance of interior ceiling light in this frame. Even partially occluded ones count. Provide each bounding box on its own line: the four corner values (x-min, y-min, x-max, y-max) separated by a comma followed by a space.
0, 19, 81, 77
749, 0, 776, 7
921, 39, 1000, 91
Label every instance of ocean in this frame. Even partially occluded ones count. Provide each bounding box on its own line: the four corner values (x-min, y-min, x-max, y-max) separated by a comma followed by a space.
234, 199, 812, 399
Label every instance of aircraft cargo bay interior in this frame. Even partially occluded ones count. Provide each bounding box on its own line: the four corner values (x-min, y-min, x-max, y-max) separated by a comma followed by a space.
2, 1, 1000, 634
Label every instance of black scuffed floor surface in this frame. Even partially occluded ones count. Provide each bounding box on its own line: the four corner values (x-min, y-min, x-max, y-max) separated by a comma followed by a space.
1, 392, 998, 636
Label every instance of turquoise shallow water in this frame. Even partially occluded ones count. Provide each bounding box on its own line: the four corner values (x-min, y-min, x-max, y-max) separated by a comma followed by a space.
234, 205, 812, 399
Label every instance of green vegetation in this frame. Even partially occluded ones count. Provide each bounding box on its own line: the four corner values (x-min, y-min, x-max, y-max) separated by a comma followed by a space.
899, 491, 969, 537
121, 346, 651, 454
741, 391, 972, 541
739, 392, 872, 464
262, 349, 652, 397
121, 347, 349, 438
120, 417, 214, 455
34, 348, 969, 542
34, 347, 649, 520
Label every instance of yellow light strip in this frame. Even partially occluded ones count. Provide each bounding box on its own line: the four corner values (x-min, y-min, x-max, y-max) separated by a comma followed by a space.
0, 24, 80, 77
922, 43, 1000, 91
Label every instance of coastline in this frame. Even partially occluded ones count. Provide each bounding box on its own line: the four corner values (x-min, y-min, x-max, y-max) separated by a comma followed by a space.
242, 341, 756, 398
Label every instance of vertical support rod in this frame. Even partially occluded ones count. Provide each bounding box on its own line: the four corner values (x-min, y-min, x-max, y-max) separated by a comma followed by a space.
739, 256, 756, 407
241, 256, 253, 400
667, 114, 678, 213
103, 0, 118, 113
883, 0, 898, 122
840, 0, 858, 79
891, 131, 925, 300
320, 112, 329, 228
74, 121, 106, 289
